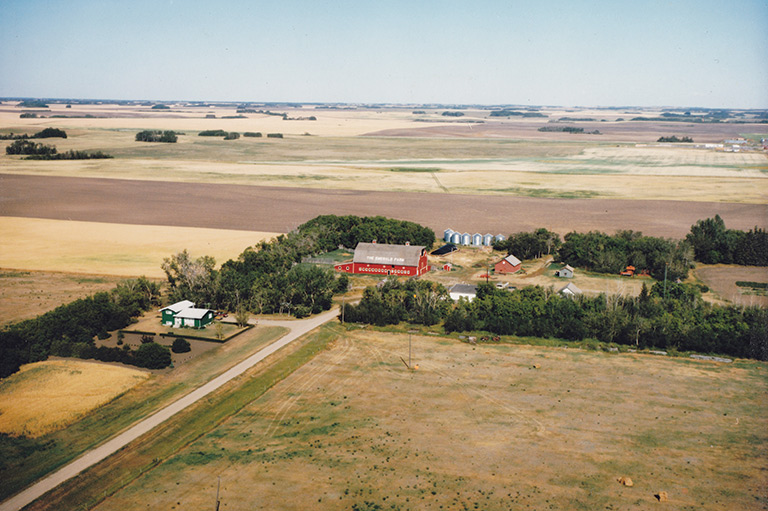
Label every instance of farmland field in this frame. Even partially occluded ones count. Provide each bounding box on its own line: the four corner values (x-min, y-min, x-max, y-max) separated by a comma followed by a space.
0, 359, 149, 438
78, 327, 768, 511
0, 217, 278, 277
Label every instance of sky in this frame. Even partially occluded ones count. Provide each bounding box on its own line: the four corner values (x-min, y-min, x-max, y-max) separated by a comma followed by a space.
1, 0, 766, 108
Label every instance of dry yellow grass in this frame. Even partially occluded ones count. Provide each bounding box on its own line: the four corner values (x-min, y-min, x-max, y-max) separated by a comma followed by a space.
0, 359, 149, 438
0, 217, 279, 277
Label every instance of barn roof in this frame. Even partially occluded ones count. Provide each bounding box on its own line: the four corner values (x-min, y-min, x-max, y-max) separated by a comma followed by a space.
354, 242, 425, 267
160, 300, 195, 314
503, 254, 522, 266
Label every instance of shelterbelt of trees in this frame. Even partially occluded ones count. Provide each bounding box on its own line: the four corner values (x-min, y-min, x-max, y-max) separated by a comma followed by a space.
493, 216, 767, 282
0, 215, 433, 379
343, 280, 767, 361
162, 215, 435, 317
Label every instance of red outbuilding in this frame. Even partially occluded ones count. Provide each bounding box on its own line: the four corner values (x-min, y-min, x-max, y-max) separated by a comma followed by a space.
494, 254, 522, 274
335, 242, 429, 277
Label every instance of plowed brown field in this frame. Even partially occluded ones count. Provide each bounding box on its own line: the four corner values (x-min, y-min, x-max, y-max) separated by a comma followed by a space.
1, 173, 765, 239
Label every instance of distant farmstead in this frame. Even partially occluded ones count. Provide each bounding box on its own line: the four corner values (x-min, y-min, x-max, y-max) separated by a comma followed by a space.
494, 254, 522, 274
335, 242, 429, 277
160, 300, 215, 329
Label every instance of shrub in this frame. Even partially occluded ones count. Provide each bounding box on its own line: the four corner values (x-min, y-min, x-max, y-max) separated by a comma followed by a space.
223, 132, 240, 140
19, 113, 37, 118
171, 337, 191, 353
266, 133, 283, 138
243, 132, 262, 137
134, 342, 172, 369
198, 129, 228, 137
140, 334, 154, 344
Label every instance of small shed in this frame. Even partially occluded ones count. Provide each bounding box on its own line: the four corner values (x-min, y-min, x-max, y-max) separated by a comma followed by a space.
483, 233, 494, 246
450, 232, 462, 244
555, 264, 574, 278
461, 232, 471, 246
444, 229, 454, 242
449, 284, 478, 302
494, 234, 506, 243
472, 233, 483, 246
494, 254, 522, 274
559, 282, 583, 297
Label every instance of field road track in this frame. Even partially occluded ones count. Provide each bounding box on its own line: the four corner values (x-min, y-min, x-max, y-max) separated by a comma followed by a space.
0, 308, 340, 511
1, 174, 766, 238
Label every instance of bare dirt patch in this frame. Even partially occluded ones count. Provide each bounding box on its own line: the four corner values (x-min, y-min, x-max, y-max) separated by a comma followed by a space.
91, 329, 768, 511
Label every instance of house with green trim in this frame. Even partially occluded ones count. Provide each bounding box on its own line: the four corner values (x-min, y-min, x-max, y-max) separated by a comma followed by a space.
160, 300, 215, 329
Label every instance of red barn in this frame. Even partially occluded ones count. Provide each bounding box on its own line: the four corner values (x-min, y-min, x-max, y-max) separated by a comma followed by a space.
494, 254, 522, 274
335, 242, 429, 277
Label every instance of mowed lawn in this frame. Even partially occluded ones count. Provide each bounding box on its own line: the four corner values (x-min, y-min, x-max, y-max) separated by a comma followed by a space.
93, 328, 768, 511
0, 359, 149, 438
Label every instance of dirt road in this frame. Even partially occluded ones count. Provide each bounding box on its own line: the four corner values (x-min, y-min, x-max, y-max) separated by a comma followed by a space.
0, 308, 339, 511
1, 174, 765, 238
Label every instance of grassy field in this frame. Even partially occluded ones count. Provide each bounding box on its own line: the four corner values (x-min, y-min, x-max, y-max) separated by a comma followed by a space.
0, 217, 277, 277
70, 327, 768, 511
0, 269, 129, 326
0, 325, 287, 502
0, 359, 149, 438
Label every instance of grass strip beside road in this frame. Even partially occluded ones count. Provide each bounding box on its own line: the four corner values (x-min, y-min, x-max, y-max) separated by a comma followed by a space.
0, 326, 287, 503
22, 323, 341, 511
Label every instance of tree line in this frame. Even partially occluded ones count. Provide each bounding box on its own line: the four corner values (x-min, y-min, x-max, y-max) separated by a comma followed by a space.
0, 128, 67, 140
5, 139, 112, 159
0, 277, 162, 378
686, 215, 767, 266
342, 279, 767, 360
657, 136, 693, 143
494, 217, 765, 284
135, 130, 178, 143
443, 282, 766, 360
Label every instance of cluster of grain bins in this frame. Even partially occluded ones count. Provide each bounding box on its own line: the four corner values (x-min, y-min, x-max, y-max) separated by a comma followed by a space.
443, 229, 505, 247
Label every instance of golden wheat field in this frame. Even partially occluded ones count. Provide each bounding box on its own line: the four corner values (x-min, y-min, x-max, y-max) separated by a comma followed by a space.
0, 217, 278, 277
0, 359, 149, 438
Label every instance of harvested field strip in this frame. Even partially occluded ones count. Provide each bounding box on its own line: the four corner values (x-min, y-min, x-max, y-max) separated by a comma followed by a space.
0, 217, 278, 277
20, 324, 341, 511
0, 360, 149, 438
